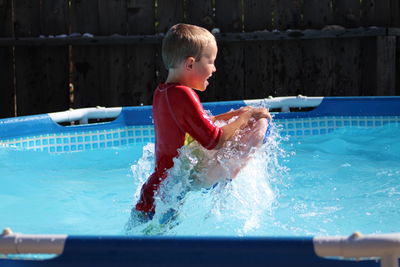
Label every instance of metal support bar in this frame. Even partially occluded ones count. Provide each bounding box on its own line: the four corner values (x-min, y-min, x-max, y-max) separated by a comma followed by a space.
0, 228, 67, 255
314, 232, 400, 267
48, 106, 122, 124
245, 95, 324, 112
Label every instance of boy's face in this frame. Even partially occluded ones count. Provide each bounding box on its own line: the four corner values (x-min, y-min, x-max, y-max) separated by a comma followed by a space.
189, 41, 217, 91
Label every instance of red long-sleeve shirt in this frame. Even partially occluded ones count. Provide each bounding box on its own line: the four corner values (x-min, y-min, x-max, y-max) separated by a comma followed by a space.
135, 83, 222, 213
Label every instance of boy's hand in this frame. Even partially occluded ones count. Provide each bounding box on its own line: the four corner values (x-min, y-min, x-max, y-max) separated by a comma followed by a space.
238, 106, 252, 113
250, 107, 272, 121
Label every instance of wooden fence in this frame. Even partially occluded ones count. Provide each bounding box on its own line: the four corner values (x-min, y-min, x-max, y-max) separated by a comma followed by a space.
0, 0, 399, 118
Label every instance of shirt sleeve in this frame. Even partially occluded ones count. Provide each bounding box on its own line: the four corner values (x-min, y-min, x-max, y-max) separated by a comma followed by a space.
167, 86, 222, 150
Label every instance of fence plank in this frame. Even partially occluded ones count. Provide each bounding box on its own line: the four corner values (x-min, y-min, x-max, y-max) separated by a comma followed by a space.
330, 0, 362, 96
332, 0, 361, 28
376, 36, 396, 95
13, 0, 69, 116
391, 0, 400, 27
0, 0, 12, 37
213, 0, 244, 101
155, 0, 184, 89
274, 0, 302, 30
13, 0, 40, 116
39, 0, 69, 113
98, 0, 129, 106
303, 0, 333, 29
127, 0, 156, 105
0, 0, 14, 118
361, 0, 390, 27
358, 37, 377, 96
14, 0, 69, 116
270, 40, 304, 96
186, 0, 214, 30
397, 37, 400, 95
40, 1, 69, 35
99, 0, 127, 34
71, 0, 105, 108
332, 38, 362, 96
273, 0, 303, 97
359, 36, 397, 96
300, 39, 335, 96
243, 40, 274, 99
156, 0, 184, 33
244, 0, 273, 31
13, 0, 40, 37
243, 0, 274, 99
0, 47, 14, 118
301, 0, 334, 96
215, 0, 242, 32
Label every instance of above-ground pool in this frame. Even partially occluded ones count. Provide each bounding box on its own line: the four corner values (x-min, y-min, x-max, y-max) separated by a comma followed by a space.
0, 96, 399, 267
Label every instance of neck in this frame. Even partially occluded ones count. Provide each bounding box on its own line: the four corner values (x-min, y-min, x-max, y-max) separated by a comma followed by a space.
166, 69, 187, 85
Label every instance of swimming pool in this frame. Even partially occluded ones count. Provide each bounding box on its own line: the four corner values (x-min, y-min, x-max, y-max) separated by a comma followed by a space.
0, 96, 399, 266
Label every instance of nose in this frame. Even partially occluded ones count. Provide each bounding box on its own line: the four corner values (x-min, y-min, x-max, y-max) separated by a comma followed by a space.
212, 64, 216, 73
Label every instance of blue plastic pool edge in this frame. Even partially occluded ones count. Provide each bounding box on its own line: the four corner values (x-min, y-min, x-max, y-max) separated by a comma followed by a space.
0, 236, 380, 267
1, 96, 400, 140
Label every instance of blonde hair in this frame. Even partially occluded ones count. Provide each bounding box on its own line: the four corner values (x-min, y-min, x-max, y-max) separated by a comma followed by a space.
162, 23, 216, 69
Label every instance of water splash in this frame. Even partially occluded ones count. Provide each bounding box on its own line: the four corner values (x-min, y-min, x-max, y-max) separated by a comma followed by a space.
130, 143, 155, 200
127, 122, 288, 236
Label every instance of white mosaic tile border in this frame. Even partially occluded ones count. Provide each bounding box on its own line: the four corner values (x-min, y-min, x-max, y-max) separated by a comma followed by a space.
0, 125, 154, 152
279, 116, 400, 137
0, 116, 399, 152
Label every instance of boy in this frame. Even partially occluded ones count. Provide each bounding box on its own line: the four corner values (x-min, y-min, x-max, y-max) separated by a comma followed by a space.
135, 23, 271, 218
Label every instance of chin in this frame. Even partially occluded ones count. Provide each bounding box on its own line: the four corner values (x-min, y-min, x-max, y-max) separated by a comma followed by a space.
192, 81, 208, 91
194, 85, 207, 91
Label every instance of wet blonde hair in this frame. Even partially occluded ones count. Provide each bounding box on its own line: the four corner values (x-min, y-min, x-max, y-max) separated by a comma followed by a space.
162, 23, 216, 69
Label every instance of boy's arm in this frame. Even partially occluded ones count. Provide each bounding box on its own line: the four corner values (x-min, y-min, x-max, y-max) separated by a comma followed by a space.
213, 107, 271, 149
210, 106, 252, 122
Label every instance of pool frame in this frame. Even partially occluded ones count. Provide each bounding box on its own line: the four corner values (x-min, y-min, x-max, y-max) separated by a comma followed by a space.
1, 96, 400, 267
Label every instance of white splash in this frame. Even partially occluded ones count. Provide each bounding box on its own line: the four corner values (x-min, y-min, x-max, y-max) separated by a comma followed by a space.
128, 120, 288, 236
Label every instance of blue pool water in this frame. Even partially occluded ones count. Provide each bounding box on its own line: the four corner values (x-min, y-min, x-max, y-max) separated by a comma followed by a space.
0, 123, 399, 237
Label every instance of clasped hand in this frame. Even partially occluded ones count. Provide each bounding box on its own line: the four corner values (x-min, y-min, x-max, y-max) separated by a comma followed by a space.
238, 106, 272, 121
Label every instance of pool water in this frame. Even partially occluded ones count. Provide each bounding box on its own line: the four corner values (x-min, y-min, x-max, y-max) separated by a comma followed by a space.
275, 126, 400, 236
0, 123, 399, 237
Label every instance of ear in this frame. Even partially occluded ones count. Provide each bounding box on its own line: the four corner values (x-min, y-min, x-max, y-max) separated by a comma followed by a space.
185, 57, 196, 70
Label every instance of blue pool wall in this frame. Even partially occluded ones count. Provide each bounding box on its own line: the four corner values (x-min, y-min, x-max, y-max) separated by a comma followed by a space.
1, 236, 379, 267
